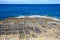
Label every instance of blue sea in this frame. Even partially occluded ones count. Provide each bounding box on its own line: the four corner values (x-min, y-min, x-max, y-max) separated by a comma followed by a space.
0, 4, 60, 20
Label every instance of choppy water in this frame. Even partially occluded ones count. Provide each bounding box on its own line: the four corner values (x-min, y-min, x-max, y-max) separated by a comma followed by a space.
0, 4, 60, 20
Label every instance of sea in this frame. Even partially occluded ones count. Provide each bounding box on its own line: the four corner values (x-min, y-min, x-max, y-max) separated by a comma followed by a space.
0, 4, 60, 20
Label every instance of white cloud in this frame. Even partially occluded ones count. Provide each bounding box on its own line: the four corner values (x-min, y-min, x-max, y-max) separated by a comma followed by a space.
43, 0, 48, 2
1, 0, 59, 3
0, 0, 31, 2
0, 0, 49, 2
1, 0, 58, 4
35, 0, 49, 2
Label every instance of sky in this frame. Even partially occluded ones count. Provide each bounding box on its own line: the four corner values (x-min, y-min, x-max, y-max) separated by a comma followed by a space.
0, 0, 60, 4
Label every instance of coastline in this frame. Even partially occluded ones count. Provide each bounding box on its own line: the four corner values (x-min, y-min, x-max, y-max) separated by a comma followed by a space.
15, 15, 60, 21
0, 15, 60, 40
0, 15, 60, 21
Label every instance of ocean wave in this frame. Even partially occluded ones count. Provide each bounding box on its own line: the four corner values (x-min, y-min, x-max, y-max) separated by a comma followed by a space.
15, 15, 60, 21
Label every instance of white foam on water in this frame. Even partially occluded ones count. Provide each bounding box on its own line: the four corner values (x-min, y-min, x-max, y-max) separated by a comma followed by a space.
15, 15, 60, 21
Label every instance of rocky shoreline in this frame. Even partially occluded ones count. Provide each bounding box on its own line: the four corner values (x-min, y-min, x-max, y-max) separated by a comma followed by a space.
0, 17, 60, 40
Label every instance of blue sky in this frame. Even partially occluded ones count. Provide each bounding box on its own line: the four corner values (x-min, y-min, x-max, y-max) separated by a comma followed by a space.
0, 0, 60, 4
